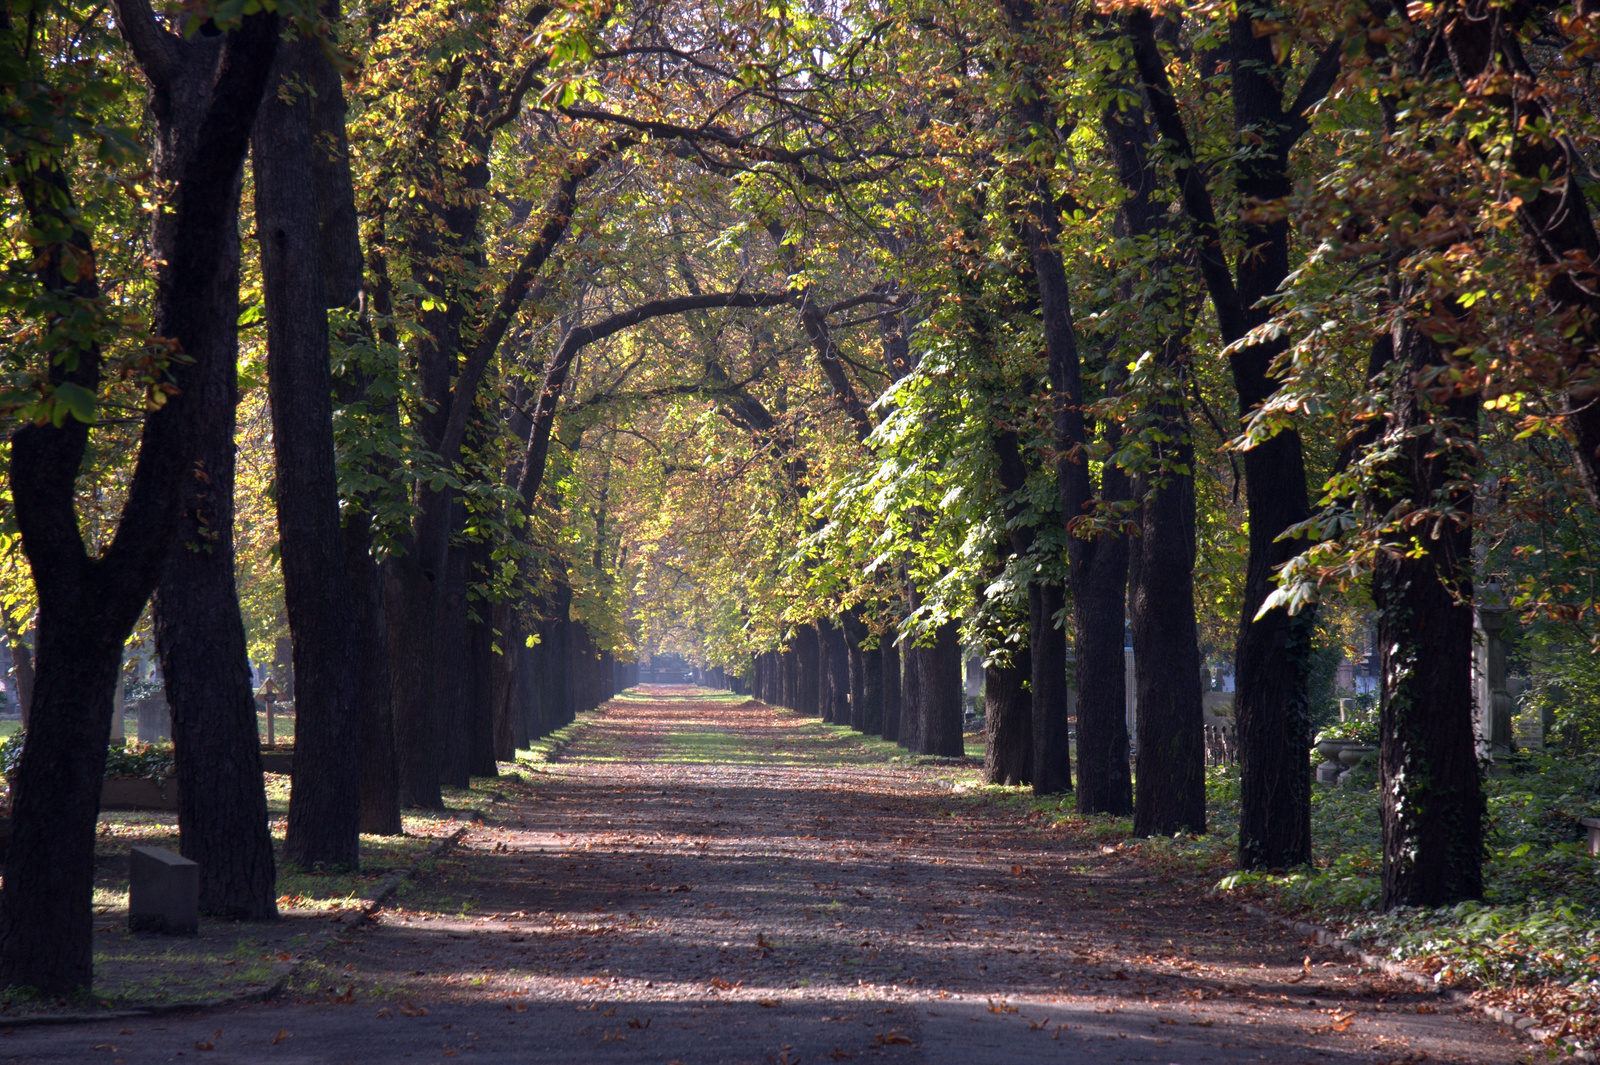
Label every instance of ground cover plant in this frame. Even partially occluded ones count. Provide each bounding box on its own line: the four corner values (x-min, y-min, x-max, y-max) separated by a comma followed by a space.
959, 753, 1600, 1056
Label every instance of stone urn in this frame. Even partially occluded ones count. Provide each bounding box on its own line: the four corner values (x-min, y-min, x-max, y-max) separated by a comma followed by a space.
1337, 744, 1377, 768
1316, 739, 1354, 761
1315, 739, 1357, 784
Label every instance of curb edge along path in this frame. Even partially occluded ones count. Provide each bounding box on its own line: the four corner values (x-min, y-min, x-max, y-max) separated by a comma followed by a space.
1234, 901, 1596, 1063
0, 822, 473, 1029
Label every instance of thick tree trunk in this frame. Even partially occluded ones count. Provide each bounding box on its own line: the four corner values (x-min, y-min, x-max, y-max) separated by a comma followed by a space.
151, 186, 277, 906
1129, 445, 1206, 837
254, 34, 362, 868
346, 511, 400, 834
984, 649, 1032, 786
820, 618, 850, 725
794, 624, 820, 717
0, 8, 279, 992
468, 581, 499, 776
841, 609, 879, 733
490, 601, 518, 762
385, 553, 443, 808
1375, 320, 1483, 909
881, 639, 901, 742
436, 542, 472, 787
913, 620, 964, 757
1124, 6, 1317, 868
899, 633, 921, 750
1071, 551, 1132, 814
1029, 582, 1072, 795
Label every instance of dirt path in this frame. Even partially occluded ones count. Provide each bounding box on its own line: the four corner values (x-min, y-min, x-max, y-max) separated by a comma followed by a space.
5, 688, 1535, 1064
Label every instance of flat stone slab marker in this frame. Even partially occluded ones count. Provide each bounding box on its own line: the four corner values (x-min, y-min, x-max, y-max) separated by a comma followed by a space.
128, 845, 198, 935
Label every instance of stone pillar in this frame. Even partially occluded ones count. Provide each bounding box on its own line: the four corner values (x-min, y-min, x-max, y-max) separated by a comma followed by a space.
1474, 583, 1514, 759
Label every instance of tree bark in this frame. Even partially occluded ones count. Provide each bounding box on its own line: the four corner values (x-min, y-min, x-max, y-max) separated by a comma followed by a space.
913, 620, 964, 757
0, 5, 279, 992
1099, 87, 1207, 838
984, 650, 1032, 786
151, 184, 277, 910
1124, 7, 1324, 864
1030, 582, 1072, 795
898, 631, 921, 750
794, 624, 820, 717
254, 32, 362, 868
1129, 445, 1207, 837
1374, 319, 1483, 909
881, 638, 901, 742
346, 509, 401, 834
820, 618, 850, 725
437, 541, 472, 787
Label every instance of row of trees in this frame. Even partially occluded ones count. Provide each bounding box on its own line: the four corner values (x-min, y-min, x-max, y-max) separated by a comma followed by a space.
2, 0, 1597, 998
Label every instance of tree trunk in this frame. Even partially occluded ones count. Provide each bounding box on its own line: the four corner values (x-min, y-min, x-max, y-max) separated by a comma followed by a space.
899, 632, 922, 750
820, 618, 850, 725
1030, 582, 1072, 795
914, 620, 964, 757
346, 510, 400, 834
151, 180, 278, 907
1374, 319, 1483, 909
984, 649, 1032, 786
881, 639, 901, 742
1129, 435, 1206, 837
0, 7, 279, 992
1124, 6, 1318, 868
385, 552, 443, 808
436, 542, 472, 787
794, 624, 820, 717
254, 34, 362, 868
490, 600, 519, 762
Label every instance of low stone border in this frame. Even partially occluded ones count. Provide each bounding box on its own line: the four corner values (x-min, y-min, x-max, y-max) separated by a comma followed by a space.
0, 821, 472, 1029
1234, 900, 1596, 1062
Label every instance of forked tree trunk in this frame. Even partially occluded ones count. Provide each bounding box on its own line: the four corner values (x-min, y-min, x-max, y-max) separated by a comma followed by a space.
0, 6, 279, 992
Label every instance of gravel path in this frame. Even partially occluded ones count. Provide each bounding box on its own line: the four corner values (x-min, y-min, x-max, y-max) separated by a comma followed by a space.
3, 688, 1536, 1064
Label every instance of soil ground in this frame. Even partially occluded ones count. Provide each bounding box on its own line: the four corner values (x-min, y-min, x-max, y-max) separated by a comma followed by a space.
2, 687, 1540, 1064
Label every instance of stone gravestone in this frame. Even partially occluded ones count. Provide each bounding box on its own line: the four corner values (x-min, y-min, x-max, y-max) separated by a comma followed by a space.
128, 845, 198, 934
135, 691, 170, 743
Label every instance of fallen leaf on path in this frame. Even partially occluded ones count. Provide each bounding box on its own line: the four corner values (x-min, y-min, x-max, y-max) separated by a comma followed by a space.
626, 1018, 650, 1029
602, 1008, 617, 1017
271, 1029, 292, 1045
986, 999, 1018, 1014
829, 1049, 853, 1060
118, 1029, 133, 1035
758, 998, 780, 1008
376, 1008, 393, 1018
874, 1030, 914, 1045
